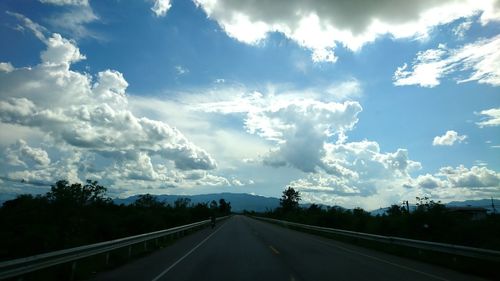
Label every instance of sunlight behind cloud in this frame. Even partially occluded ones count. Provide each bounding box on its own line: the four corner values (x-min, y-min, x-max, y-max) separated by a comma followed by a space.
194, 0, 500, 62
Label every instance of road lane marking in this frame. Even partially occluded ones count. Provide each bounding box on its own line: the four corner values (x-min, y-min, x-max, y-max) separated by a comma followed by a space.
269, 245, 280, 255
311, 237, 450, 281
151, 223, 226, 281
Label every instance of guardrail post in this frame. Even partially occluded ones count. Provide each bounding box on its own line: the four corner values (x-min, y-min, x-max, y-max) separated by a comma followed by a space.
144, 241, 147, 251
105, 252, 110, 266
128, 246, 132, 258
70, 261, 77, 281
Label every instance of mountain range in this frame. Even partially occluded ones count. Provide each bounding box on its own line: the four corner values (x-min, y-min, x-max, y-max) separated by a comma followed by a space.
113, 193, 281, 213
1, 191, 498, 214
114, 193, 499, 214
369, 199, 500, 216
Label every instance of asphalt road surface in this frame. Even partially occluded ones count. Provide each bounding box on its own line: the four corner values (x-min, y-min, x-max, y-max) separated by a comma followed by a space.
91, 215, 488, 281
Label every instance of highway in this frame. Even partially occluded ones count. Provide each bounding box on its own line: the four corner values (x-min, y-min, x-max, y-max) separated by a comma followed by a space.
91, 215, 487, 281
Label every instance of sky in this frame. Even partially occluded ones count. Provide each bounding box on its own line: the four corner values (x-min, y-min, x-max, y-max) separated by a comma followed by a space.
0, 0, 499, 210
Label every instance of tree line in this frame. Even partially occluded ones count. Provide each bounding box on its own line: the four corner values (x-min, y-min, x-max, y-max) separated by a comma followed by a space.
266, 187, 500, 250
0, 180, 231, 261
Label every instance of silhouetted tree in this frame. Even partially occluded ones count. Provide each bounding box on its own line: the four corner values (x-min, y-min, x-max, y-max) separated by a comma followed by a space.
280, 186, 300, 212
386, 204, 404, 216
209, 200, 218, 210
133, 194, 164, 209
218, 199, 231, 214
174, 197, 191, 209
46, 180, 110, 206
0, 180, 234, 261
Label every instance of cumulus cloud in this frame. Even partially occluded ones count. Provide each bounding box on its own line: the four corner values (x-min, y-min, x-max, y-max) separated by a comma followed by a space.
194, 0, 500, 62
402, 165, 500, 199
194, 87, 429, 206
197, 89, 362, 173
192, 84, 499, 208
151, 0, 172, 17
476, 107, 500, 127
413, 174, 448, 189
394, 35, 500, 87
5, 140, 51, 167
41, 33, 86, 65
0, 15, 219, 190
292, 141, 421, 197
0, 62, 14, 73
432, 130, 467, 146
439, 165, 500, 188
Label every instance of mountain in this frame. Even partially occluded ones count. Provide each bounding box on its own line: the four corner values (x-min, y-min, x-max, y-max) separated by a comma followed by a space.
114, 192, 281, 212
446, 199, 499, 213
370, 199, 500, 216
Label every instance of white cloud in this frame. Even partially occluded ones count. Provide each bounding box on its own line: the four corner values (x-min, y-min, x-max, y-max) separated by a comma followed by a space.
175, 65, 189, 75
5, 140, 51, 167
196, 89, 363, 173
432, 130, 467, 146
0, 16, 219, 191
38, 0, 99, 40
41, 33, 86, 66
151, 0, 172, 17
7, 11, 47, 41
0, 62, 14, 73
325, 79, 362, 101
452, 20, 472, 38
438, 165, 500, 188
394, 35, 500, 87
194, 0, 500, 62
40, 0, 88, 6
48, 6, 99, 40
476, 107, 500, 127
401, 165, 500, 195
413, 174, 448, 189
193, 87, 432, 208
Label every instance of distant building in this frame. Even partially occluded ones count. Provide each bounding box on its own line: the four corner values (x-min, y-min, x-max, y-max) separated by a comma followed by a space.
447, 206, 488, 220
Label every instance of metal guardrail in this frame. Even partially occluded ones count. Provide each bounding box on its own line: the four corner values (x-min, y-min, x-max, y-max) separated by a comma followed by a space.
255, 217, 500, 262
0, 216, 229, 279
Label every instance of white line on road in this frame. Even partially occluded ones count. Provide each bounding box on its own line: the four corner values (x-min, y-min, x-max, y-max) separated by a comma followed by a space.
151, 223, 227, 281
269, 245, 280, 255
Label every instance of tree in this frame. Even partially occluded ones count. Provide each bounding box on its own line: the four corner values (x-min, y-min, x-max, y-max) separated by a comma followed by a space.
218, 199, 231, 214
46, 179, 110, 206
209, 200, 218, 210
174, 198, 191, 209
133, 194, 164, 209
415, 196, 445, 213
386, 204, 404, 216
280, 186, 301, 212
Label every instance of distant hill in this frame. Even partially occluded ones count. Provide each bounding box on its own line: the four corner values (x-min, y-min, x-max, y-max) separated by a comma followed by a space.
114, 192, 281, 212
446, 199, 499, 212
370, 199, 500, 216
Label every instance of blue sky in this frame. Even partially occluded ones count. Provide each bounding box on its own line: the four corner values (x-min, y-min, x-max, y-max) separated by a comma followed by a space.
0, 0, 499, 209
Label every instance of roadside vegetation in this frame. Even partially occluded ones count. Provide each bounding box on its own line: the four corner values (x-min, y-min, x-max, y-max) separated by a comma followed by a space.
0, 180, 231, 261
263, 187, 500, 251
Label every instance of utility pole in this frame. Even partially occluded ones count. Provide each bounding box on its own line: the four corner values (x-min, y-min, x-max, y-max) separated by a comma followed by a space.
402, 200, 410, 213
